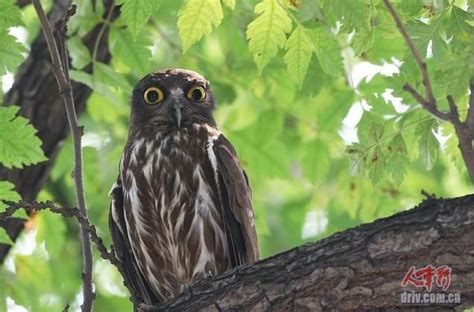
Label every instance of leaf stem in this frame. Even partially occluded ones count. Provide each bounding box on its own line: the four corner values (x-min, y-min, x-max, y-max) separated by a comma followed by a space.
31, 1, 94, 310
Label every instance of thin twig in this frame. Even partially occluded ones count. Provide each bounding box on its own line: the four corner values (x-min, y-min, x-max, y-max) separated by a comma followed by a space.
0, 200, 143, 305
383, 0, 436, 106
31, 1, 94, 310
92, 4, 115, 62
384, 0, 474, 182
420, 189, 436, 200
403, 84, 450, 121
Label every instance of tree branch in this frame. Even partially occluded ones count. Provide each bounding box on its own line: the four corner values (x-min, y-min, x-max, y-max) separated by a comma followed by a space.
31, 1, 94, 310
447, 96, 474, 181
0, 0, 118, 265
1, 200, 143, 307
152, 194, 474, 310
403, 83, 450, 121
2, 193, 473, 310
384, 0, 474, 182
466, 79, 474, 134
383, 0, 436, 106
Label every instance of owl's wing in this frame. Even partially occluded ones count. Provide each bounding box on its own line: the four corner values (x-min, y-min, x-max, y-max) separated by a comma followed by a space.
109, 178, 159, 306
213, 135, 259, 265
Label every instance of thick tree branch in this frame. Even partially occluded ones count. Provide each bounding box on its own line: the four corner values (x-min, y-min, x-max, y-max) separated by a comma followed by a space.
150, 194, 474, 311
31, 1, 93, 310
384, 0, 474, 182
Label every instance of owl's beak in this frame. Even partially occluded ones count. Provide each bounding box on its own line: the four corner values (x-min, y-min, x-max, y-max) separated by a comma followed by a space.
173, 102, 183, 128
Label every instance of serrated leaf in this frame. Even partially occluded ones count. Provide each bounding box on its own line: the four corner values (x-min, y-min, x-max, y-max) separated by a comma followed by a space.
177, 0, 223, 52
416, 119, 439, 170
284, 25, 314, 88
67, 36, 91, 70
368, 146, 385, 184
0, 181, 26, 219
0, 0, 23, 28
120, 0, 156, 38
386, 133, 408, 184
444, 6, 473, 43
70, 70, 121, 103
436, 47, 470, 99
406, 16, 445, 58
0, 106, 47, 169
352, 27, 374, 55
109, 28, 151, 74
322, 0, 371, 30
0, 31, 26, 75
94, 62, 132, 92
222, 0, 235, 10
246, 0, 292, 72
310, 27, 343, 77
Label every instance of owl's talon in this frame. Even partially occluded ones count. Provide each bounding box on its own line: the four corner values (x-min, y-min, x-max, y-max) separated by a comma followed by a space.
180, 283, 192, 298
202, 270, 213, 279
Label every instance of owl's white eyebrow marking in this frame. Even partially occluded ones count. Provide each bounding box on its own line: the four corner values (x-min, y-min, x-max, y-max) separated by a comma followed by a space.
170, 88, 184, 97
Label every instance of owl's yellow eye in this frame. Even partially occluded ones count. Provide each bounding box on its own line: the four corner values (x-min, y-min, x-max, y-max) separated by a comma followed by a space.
187, 86, 206, 102
144, 87, 164, 105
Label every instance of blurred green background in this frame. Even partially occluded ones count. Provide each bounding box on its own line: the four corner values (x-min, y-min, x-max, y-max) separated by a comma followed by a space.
0, 0, 472, 310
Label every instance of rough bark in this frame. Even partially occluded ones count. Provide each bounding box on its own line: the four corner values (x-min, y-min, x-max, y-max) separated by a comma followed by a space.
156, 194, 474, 311
0, 0, 118, 263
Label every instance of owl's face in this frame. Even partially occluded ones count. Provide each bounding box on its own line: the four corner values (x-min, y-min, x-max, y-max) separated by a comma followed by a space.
130, 69, 216, 130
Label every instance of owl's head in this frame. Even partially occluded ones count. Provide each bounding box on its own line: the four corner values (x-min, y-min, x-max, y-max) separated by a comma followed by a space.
130, 69, 216, 130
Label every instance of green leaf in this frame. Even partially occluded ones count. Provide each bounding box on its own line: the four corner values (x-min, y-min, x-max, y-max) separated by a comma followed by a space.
0, 31, 26, 75
416, 119, 439, 170
246, 0, 292, 72
435, 47, 470, 99
0, 228, 13, 245
67, 36, 92, 70
386, 133, 408, 184
301, 139, 330, 182
0, 106, 47, 169
222, 0, 235, 10
177, 0, 223, 52
94, 62, 133, 92
352, 27, 374, 55
0, 0, 23, 28
310, 27, 343, 77
109, 28, 152, 74
0, 181, 26, 219
406, 16, 445, 58
444, 6, 473, 43
322, 0, 371, 30
119, 0, 156, 38
36, 211, 66, 258
284, 25, 314, 88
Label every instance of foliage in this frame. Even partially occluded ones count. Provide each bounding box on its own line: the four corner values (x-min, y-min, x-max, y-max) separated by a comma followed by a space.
0, 106, 46, 169
0, 0, 472, 310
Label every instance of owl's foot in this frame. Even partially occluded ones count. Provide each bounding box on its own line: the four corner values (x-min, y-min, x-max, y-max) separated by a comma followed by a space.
201, 270, 213, 279
180, 283, 192, 299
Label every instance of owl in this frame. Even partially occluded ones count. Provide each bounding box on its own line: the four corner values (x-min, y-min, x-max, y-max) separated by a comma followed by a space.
109, 69, 259, 306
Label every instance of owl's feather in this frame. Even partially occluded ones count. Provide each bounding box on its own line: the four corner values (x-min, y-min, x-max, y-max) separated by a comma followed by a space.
109, 69, 259, 306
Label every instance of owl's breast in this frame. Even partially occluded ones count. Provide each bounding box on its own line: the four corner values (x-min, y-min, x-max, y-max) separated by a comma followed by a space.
120, 125, 230, 301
